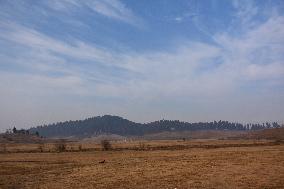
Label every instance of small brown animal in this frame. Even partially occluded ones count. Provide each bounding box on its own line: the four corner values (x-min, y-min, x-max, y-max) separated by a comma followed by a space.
99, 160, 106, 163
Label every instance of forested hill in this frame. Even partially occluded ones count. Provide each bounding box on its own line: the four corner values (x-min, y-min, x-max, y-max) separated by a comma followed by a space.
29, 115, 281, 137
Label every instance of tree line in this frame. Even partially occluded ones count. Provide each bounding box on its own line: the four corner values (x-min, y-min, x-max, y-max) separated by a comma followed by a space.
28, 115, 282, 137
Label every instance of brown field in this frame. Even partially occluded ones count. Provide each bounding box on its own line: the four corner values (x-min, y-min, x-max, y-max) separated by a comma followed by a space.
0, 139, 284, 189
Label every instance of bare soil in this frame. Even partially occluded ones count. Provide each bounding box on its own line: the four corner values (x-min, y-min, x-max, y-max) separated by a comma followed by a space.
0, 140, 283, 189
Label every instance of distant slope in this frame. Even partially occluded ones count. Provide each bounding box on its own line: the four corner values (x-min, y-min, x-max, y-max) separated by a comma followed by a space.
0, 133, 44, 143
143, 130, 248, 140
28, 115, 281, 138
244, 128, 284, 140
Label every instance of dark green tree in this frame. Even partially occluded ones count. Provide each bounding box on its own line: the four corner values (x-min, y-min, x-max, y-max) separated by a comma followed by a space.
12, 127, 17, 134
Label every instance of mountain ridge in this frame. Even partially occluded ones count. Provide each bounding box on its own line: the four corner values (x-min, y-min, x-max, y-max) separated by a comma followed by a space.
29, 115, 281, 138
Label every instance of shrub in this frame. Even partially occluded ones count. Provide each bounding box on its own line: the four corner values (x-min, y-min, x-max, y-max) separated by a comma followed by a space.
38, 143, 44, 152
138, 142, 146, 150
54, 140, 66, 152
78, 144, 82, 151
1, 144, 7, 153
274, 139, 283, 145
101, 140, 112, 151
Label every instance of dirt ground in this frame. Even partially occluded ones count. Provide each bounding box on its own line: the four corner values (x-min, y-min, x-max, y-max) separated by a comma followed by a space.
0, 140, 283, 189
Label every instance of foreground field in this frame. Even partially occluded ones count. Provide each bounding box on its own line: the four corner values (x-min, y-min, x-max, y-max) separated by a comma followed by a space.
0, 140, 283, 189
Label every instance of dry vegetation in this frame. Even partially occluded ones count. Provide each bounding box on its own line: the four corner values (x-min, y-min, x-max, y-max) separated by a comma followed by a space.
243, 127, 284, 140
0, 139, 283, 189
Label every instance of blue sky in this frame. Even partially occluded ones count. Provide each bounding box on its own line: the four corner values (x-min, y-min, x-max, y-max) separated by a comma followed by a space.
0, 0, 284, 130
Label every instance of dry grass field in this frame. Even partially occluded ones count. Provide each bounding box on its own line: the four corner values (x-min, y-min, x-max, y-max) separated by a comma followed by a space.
0, 139, 284, 189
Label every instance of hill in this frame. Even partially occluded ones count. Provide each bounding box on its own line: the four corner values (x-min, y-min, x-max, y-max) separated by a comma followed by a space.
28, 115, 281, 138
142, 130, 248, 140
0, 133, 44, 144
244, 127, 284, 140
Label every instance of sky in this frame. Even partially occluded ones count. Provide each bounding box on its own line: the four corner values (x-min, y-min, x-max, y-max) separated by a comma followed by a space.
0, 0, 284, 131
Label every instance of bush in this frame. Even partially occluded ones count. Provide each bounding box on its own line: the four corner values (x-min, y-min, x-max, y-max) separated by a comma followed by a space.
78, 144, 82, 151
274, 139, 283, 145
1, 144, 7, 153
38, 143, 44, 152
54, 140, 66, 152
138, 142, 146, 150
101, 140, 112, 151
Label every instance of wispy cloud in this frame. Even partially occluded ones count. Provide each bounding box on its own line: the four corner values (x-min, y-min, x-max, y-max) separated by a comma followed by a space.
232, 0, 259, 28
214, 15, 284, 82
46, 0, 143, 27
1, 12, 283, 98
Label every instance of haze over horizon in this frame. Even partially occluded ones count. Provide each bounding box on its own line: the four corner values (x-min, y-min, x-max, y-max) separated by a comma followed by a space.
0, 0, 284, 131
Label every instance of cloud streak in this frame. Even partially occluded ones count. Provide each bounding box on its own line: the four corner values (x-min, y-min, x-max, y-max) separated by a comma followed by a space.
46, 0, 143, 27
1, 14, 283, 99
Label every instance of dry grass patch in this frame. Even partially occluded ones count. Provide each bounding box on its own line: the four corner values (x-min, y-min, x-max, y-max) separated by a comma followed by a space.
0, 140, 283, 188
